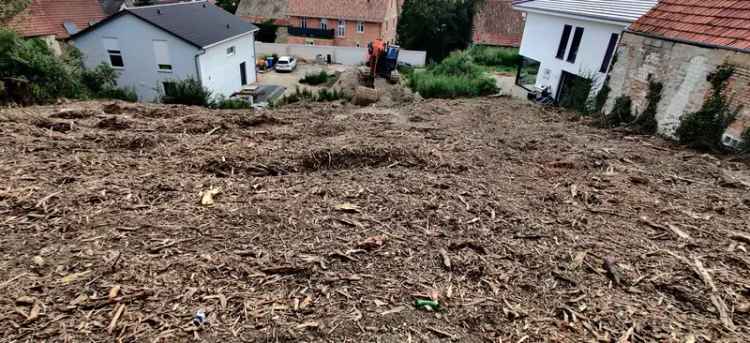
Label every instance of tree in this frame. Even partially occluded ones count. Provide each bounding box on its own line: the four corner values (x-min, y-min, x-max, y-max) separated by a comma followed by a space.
255, 19, 278, 43
397, 0, 484, 62
215, 0, 238, 14
0, 0, 30, 23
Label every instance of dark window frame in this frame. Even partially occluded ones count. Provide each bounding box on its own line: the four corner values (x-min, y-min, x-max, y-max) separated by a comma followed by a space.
599, 33, 619, 73
566, 27, 584, 63
108, 49, 124, 68
555, 25, 572, 60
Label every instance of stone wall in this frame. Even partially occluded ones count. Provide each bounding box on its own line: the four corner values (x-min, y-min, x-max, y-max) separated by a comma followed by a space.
606, 32, 750, 143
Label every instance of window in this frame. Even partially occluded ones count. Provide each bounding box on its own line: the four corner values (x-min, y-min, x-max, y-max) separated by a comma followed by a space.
227, 46, 236, 56
566, 27, 584, 63
153, 40, 172, 71
599, 33, 619, 73
356, 21, 364, 33
555, 25, 572, 60
300, 17, 308, 29
163, 82, 177, 97
337, 19, 346, 37
103, 37, 124, 68
321, 18, 328, 30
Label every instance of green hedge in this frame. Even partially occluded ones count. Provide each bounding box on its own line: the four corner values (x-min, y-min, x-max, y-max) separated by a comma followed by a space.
406, 51, 498, 98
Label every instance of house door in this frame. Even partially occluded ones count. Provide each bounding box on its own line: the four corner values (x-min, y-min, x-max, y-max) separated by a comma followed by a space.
240, 62, 247, 86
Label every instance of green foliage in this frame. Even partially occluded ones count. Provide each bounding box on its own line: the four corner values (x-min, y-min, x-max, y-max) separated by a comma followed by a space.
592, 77, 610, 114
406, 52, 497, 99
81, 63, 117, 94
98, 86, 138, 102
676, 66, 741, 151
559, 75, 594, 115
276, 86, 349, 106
161, 78, 212, 107
0, 28, 83, 102
212, 95, 252, 109
0, 0, 30, 22
468, 45, 520, 67
215, 0, 238, 13
397, 0, 485, 62
299, 70, 333, 85
630, 80, 663, 135
255, 19, 278, 43
607, 96, 633, 127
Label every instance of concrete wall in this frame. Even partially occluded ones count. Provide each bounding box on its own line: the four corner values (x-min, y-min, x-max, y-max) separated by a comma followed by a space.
606, 32, 750, 142
72, 14, 200, 102
518, 12, 628, 95
198, 32, 257, 98
256, 42, 426, 66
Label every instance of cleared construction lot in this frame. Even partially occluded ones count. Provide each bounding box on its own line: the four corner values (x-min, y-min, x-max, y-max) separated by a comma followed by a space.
1, 97, 749, 341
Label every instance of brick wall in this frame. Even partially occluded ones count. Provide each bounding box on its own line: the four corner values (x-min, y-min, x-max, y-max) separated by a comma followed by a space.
606, 32, 750, 141
287, 16, 388, 47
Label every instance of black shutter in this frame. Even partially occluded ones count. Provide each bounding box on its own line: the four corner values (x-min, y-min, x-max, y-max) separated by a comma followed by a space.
566, 27, 584, 63
240, 62, 247, 86
599, 33, 619, 73
555, 25, 572, 59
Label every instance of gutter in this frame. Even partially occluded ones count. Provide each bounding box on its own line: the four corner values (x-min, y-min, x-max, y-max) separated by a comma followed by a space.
513, 6, 636, 27
626, 30, 750, 55
194, 49, 206, 86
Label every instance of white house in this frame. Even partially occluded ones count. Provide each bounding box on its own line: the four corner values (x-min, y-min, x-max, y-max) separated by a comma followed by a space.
512, 0, 656, 102
71, 1, 259, 102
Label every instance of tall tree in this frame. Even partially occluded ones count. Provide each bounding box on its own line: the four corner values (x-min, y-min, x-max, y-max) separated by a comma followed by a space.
397, 0, 483, 62
0, 0, 30, 23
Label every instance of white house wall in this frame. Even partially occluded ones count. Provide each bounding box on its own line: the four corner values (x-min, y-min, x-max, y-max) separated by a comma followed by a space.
198, 33, 257, 98
519, 12, 627, 95
72, 14, 200, 102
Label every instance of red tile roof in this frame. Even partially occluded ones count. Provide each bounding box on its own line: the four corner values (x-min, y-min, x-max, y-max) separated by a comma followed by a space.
629, 0, 750, 51
473, 0, 523, 47
287, 0, 392, 22
6, 0, 106, 39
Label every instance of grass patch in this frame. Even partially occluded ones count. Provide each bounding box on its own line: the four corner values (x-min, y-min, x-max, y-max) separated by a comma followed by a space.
468, 45, 521, 69
405, 51, 498, 99
275, 86, 350, 106
299, 70, 335, 86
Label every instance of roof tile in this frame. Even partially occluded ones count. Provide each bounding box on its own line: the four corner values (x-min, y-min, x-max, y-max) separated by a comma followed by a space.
630, 0, 750, 51
6, 0, 106, 39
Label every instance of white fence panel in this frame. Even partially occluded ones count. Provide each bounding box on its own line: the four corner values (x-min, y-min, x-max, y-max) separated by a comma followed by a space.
256, 42, 426, 66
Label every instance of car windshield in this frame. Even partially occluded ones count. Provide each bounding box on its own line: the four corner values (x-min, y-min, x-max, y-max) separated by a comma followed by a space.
277, 60, 288, 64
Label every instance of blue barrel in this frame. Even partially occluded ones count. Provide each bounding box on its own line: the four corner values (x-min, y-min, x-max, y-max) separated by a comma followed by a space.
266, 57, 275, 69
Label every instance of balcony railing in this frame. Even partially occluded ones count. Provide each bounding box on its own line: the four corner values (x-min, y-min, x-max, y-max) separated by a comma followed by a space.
288, 26, 335, 39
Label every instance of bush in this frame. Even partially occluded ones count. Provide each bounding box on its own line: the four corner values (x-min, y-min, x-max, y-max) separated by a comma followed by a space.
631, 80, 662, 134
676, 66, 741, 151
607, 96, 633, 127
1, 28, 83, 103
593, 78, 610, 114
213, 95, 252, 109
98, 86, 138, 102
740, 128, 750, 153
405, 51, 498, 98
559, 75, 594, 115
468, 45, 521, 67
276, 86, 349, 106
300, 70, 333, 85
161, 78, 212, 106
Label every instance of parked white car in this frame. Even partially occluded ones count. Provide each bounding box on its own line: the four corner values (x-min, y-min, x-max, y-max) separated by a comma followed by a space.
275, 56, 297, 72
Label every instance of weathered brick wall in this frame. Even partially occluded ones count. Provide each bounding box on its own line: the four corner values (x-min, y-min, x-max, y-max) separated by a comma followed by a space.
606, 32, 750, 141
287, 16, 386, 47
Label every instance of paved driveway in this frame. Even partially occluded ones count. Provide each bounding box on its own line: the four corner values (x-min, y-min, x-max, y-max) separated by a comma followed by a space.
257, 63, 350, 96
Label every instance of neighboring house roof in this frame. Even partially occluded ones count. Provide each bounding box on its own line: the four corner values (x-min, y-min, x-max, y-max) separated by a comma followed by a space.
236, 0, 288, 20
513, 0, 657, 24
629, 0, 750, 52
99, 0, 217, 16
473, 0, 523, 47
72, 1, 259, 48
6, 0, 106, 39
287, 0, 390, 22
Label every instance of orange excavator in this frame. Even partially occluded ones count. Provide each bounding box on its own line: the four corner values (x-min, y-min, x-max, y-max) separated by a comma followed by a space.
360, 39, 400, 88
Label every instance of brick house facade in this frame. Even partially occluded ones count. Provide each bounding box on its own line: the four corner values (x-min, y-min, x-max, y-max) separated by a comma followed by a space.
472, 0, 524, 47
604, 0, 750, 145
286, 0, 400, 47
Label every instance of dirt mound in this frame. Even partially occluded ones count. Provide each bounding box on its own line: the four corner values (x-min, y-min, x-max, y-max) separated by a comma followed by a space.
298, 146, 425, 171
50, 108, 103, 119
33, 118, 75, 133
96, 116, 131, 130
234, 114, 286, 128
203, 158, 289, 177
